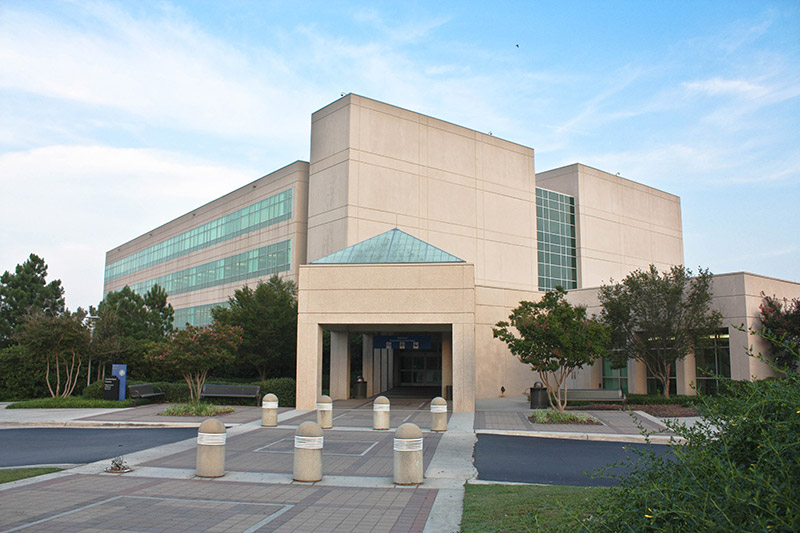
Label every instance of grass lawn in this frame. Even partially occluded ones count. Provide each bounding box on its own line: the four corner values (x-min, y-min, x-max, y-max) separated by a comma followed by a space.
0, 468, 62, 484
462, 483, 603, 532
6, 397, 138, 409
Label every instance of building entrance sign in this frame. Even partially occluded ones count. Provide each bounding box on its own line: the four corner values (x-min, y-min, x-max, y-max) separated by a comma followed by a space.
373, 335, 432, 350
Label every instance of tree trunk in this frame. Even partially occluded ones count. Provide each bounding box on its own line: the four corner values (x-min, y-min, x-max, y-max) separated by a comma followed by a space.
661, 362, 671, 398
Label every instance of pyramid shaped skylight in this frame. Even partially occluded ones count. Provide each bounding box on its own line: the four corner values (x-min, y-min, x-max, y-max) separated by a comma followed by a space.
311, 228, 465, 264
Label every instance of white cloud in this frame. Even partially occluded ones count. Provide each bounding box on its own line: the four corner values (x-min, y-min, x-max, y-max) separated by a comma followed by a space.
0, 2, 313, 143
683, 78, 768, 98
0, 145, 257, 309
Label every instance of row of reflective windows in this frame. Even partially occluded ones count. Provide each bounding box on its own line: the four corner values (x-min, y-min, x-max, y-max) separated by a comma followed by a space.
105, 189, 293, 282
126, 240, 291, 298
173, 302, 225, 328
603, 331, 732, 395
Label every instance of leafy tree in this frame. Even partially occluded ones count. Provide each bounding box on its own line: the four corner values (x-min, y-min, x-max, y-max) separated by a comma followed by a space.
493, 287, 610, 411
15, 309, 90, 398
211, 276, 297, 380
598, 265, 722, 397
152, 323, 242, 403
89, 285, 174, 380
759, 293, 800, 370
0, 254, 65, 348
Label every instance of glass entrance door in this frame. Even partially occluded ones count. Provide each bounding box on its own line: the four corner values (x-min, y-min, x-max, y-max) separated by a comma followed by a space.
399, 351, 441, 386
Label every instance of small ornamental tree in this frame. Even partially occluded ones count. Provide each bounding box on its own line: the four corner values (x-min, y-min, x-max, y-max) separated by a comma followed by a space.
759, 293, 800, 370
16, 309, 90, 398
493, 287, 610, 411
598, 265, 722, 397
154, 323, 242, 403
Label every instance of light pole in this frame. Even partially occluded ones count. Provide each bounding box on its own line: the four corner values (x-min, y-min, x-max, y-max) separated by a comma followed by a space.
86, 315, 99, 387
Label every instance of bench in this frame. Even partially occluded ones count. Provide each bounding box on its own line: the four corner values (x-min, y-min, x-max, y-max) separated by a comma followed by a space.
560, 388, 626, 407
128, 383, 164, 401
199, 384, 262, 406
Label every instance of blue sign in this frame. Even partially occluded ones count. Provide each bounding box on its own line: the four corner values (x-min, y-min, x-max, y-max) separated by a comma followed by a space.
373, 335, 433, 350
112, 364, 127, 401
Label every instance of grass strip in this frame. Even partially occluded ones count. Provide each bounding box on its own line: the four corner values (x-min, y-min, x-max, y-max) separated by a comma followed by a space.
7, 397, 138, 409
462, 483, 602, 532
0, 468, 62, 484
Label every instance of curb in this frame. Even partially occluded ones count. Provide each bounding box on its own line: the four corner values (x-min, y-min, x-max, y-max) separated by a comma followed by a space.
476, 429, 685, 445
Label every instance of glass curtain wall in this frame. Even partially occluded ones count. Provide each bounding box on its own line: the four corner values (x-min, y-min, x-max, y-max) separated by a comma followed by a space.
536, 188, 577, 291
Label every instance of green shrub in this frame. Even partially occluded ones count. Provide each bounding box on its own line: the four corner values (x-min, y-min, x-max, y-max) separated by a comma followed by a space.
624, 394, 699, 406
82, 379, 105, 399
159, 403, 234, 416
530, 409, 600, 424
0, 345, 48, 401
259, 377, 295, 407
584, 364, 800, 530
8, 397, 137, 409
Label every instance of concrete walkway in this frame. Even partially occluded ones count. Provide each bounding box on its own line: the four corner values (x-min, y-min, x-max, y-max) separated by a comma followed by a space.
0, 397, 682, 532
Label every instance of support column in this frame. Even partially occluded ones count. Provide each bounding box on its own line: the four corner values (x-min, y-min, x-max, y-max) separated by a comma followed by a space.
296, 321, 323, 410
381, 348, 390, 393
451, 322, 475, 412
372, 348, 381, 395
330, 331, 350, 400
676, 351, 697, 396
362, 334, 374, 397
628, 358, 647, 395
441, 334, 452, 399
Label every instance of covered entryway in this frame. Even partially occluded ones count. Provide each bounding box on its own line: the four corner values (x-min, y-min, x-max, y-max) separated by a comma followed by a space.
296, 230, 476, 412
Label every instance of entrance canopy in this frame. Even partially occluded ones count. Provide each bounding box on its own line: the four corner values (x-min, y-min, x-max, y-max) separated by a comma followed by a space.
297, 232, 476, 412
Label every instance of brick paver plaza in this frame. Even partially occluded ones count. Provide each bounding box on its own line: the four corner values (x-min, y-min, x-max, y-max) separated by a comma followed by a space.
0, 399, 677, 532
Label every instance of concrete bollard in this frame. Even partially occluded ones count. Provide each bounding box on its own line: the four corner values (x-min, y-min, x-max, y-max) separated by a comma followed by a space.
430, 396, 448, 432
262, 393, 278, 427
196, 418, 226, 478
373, 395, 390, 430
394, 423, 424, 485
293, 421, 323, 482
317, 395, 333, 429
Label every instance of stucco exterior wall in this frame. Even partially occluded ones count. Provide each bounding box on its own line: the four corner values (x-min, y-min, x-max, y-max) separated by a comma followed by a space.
307, 95, 538, 292
537, 163, 683, 288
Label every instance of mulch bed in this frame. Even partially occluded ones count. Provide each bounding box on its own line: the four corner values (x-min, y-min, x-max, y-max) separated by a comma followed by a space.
567, 403, 698, 417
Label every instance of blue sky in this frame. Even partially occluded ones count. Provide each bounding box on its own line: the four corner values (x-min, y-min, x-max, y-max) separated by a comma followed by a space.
1, 1, 798, 310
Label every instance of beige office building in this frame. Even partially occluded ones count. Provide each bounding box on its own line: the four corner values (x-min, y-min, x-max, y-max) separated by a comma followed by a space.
104, 94, 800, 412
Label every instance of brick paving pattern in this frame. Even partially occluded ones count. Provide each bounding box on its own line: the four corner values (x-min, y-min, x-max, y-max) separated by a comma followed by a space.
0, 474, 436, 532
143, 428, 441, 477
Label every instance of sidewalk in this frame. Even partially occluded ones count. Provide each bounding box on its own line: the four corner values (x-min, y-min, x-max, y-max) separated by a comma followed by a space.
0, 398, 679, 531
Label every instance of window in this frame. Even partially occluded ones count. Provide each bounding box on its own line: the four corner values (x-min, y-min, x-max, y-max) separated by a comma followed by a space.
120, 240, 291, 298
105, 189, 293, 282
602, 353, 628, 394
695, 329, 731, 394
536, 188, 577, 291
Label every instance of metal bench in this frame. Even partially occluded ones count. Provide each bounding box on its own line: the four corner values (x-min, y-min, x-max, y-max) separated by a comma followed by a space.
128, 383, 164, 401
199, 384, 262, 406
560, 388, 626, 407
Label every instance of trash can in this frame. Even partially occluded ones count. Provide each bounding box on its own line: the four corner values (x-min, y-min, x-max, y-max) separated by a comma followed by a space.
354, 376, 367, 399
530, 382, 548, 409
103, 376, 120, 401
